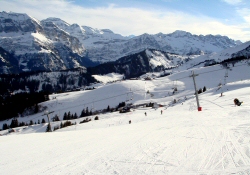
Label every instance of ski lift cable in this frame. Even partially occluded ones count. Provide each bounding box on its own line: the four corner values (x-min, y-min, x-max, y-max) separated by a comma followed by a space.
199, 63, 247, 75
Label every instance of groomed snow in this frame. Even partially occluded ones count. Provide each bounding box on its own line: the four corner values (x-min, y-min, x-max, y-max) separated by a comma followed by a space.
92, 73, 124, 84
0, 62, 250, 175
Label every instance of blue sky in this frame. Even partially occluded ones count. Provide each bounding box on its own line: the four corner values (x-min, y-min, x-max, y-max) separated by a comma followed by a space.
0, 0, 249, 41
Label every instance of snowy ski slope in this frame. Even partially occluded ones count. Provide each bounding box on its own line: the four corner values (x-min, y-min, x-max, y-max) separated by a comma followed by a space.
0, 61, 250, 175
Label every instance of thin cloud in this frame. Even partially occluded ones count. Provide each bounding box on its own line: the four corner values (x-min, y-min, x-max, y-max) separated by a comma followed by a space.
0, 0, 249, 41
237, 8, 250, 23
222, 0, 242, 5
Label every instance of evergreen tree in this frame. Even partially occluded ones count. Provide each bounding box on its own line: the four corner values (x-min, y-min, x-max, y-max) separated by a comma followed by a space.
85, 107, 89, 116
29, 120, 34, 125
74, 113, 78, 119
41, 118, 46, 123
2, 123, 8, 130
118, 102, 126, 108
46, 123, 52, 132
53, 115, 60, 121
107, 105, 110, 112
63, 112, 68, 120
203, 86, 207, 92
19, 122, 25, 127
198, 88, 203, 94
80, 109, 86, 117
67, 111, 71, 119
10, 118, 18, 128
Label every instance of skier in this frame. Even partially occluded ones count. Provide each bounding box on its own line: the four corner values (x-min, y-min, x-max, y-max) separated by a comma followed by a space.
234, 98, 242, 106
144, 112, 147, 116
161, 110, 163, 115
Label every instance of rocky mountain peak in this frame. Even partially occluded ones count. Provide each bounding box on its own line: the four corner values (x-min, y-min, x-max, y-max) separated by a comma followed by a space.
0, 11, 42, 33
100, 29, 114, 34
0, 11, 30, 21
168, 30, 192, 37
42, 17, 70, 26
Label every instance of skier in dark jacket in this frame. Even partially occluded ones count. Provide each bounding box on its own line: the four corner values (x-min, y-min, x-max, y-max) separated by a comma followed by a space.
234, 98, 242, 106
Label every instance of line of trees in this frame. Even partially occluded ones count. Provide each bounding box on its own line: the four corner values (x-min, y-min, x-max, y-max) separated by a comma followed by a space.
197, 86, 207, 94
2, 118, 47, 130
1, 101, 129, 131
0, 92, 49, 121
0, 70, 97, 95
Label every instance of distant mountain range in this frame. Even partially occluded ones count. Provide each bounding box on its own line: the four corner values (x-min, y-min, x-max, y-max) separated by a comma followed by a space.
0, 11, 247, 74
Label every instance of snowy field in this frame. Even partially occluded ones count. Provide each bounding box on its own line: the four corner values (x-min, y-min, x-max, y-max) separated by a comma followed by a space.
0, 62, 250, 175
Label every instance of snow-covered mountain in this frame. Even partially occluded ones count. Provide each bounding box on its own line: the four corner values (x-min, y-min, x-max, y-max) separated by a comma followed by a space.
43, 17, 241, 63
87, 49, 188, 78
0, 11, 243, 73
85, 31, 242, 63
179, 41, 250, 70
42, 17, 127, 46
0, 11, 95, 72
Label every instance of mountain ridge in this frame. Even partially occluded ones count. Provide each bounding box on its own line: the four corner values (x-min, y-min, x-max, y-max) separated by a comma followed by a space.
0, 11, 245, 74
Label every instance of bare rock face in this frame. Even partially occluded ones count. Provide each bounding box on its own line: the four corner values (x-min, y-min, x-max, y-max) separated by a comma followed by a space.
0, 12, 43, 33
0, 12, 87, 73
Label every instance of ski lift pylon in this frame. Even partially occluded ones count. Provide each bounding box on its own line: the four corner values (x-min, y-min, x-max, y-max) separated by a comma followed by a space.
126, 93, 130, 102
91, 102, 95, 111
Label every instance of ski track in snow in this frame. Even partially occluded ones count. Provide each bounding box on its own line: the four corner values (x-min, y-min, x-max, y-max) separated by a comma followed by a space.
1, 107, 250, 175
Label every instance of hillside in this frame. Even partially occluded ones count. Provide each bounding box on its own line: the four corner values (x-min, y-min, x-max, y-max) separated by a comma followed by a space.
1, 60, 249, 127
0, 60, 250, 174
0, 46, 19, 74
